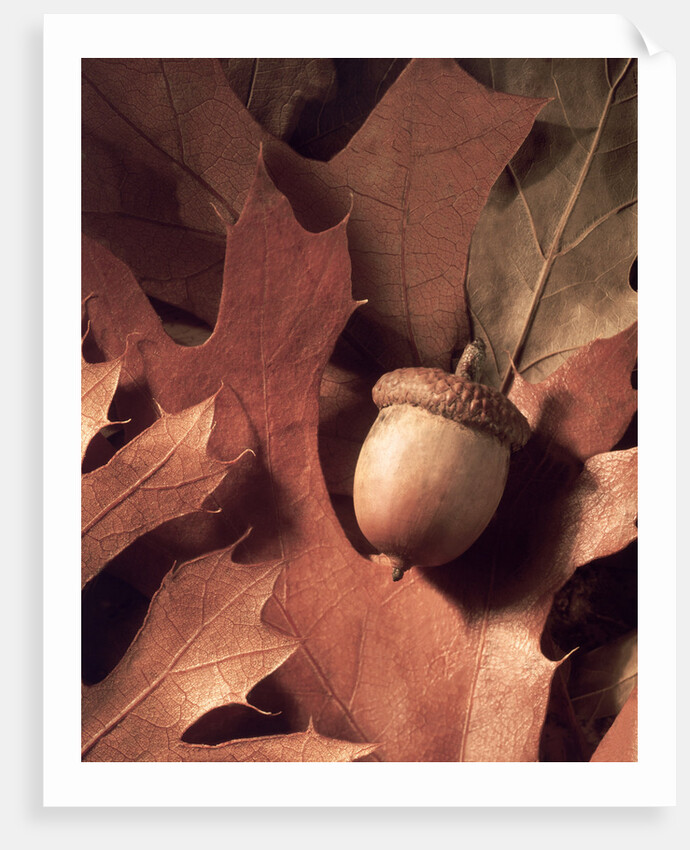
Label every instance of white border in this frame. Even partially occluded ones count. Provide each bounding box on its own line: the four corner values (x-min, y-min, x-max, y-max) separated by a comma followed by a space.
44, 14, 675, 807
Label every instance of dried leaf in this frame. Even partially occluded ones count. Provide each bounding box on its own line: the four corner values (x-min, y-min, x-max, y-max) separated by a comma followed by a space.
82, 58, 258, 325
223, 58, 408, 161
177, 723, 379, 763
509, 324, 637, 461
590, 684, 638, 762
88, 159, 637, 761
83, 58, 547, 371
569, 630, 637, 743
458, 58, 637, 389
81, 394, 240, 587
269, 58, 548, 371
81, 354, 122, 461
82, 552, 297, 761
221, 58, 337, 143
82, 61, 637, 764
84, 155, 358, 565
83, 545, 374, 763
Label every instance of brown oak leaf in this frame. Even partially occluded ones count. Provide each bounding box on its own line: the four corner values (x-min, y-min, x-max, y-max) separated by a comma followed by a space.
82, 57, 547, 373
85, 158, 637, 761
83, 546, 375, 762
81, 394, 244, 587
84, 550, 298, 760
267, 58, 548, 371
509, 323, 637, 461
84, 155, 359, 566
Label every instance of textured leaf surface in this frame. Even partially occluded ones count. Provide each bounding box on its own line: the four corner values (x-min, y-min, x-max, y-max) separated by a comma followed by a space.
457, 58, 637, 389
268, 58, 548, 371
82, 552, 298, 761
221, 58, 337, 144
177, 723, 379, 763
81, 354, 122, 461
84, 156, 358, 564
82, 57, 546, 373
222, 58, 408, 161
82, 58, 258, 326
509, 324, 637, 461
81, 395, 236, 587
86, 161, 637, 761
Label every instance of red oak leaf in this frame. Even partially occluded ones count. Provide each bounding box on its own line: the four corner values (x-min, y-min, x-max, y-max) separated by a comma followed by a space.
82, 57, 546, 373
266, 58, 548, 371
509, 323, 637, 461
81, 394, 245, 587
84, 159, 636, 761
83, 548, 373, 762
84, 155, 359, 566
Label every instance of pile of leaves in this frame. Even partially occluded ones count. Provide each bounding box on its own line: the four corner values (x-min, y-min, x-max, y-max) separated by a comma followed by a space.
81, 58, 638, 762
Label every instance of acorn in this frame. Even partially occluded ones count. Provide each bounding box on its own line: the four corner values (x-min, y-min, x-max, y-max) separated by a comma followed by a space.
352, 340, 530, 581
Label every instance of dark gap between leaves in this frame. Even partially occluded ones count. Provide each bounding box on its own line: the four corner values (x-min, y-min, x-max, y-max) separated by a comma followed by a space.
629, 257, 638, 292
82, 506, 254, 684
539, 540, 637, 760
82, 572, 150, 686
542, 539, 638, 660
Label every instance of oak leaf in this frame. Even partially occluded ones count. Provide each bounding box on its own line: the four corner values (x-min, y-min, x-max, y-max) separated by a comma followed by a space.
457, 58, 637, 389
85, 156, 637, 761
82, 57, 547, 373
81, 394, 242, 588
82, 548, 375, 762
267, 58, 548, 371
509, 323, 637, 461
84, 154, 359, 566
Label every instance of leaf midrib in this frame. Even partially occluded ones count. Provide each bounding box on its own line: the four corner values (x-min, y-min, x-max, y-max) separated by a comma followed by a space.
500, 59, 634, 393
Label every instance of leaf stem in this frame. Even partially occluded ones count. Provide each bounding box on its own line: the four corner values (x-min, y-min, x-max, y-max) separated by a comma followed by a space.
455, 338, 486, 382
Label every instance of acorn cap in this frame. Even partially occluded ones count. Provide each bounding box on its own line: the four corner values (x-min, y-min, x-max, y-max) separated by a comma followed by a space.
372, 367, 531, 452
